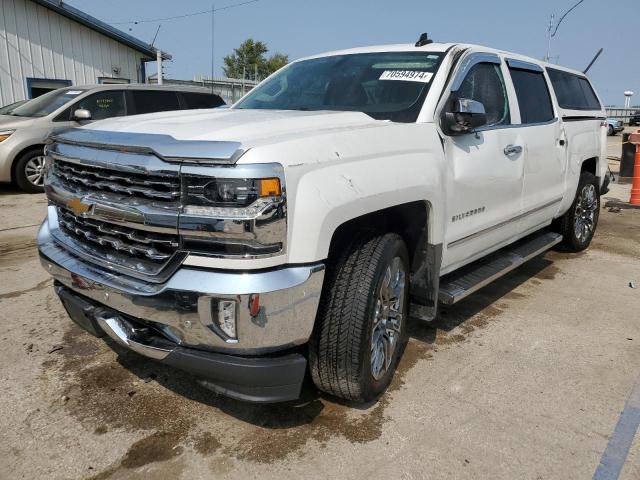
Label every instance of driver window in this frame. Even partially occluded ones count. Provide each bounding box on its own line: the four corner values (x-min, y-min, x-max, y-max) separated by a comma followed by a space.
75, 90, 126, 121
457, 62, 510, 127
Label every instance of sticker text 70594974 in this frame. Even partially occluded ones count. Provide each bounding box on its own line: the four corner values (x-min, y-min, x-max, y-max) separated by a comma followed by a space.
379, 70, 434, 83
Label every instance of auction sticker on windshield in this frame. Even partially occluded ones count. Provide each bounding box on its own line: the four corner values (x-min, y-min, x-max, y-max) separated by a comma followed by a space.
379, 70, 433, 83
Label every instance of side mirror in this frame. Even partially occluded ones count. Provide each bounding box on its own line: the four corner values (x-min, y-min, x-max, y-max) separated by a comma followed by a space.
442, 98, 487, 135
72, 108, 92, 121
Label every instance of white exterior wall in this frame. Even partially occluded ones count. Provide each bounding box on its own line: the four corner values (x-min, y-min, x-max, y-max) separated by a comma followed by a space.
0, 0, 146, 105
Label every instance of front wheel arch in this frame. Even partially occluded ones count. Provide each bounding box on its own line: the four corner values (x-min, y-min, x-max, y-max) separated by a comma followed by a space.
10, 144, 45, 183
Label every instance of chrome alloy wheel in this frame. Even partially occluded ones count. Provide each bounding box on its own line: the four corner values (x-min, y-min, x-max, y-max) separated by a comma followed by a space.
25, 155, 46, 187
574, 183, 598, 241
371, 256, 406, 381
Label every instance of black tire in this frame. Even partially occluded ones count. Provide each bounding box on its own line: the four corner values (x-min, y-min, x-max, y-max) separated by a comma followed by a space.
14, 147, 46, 193
309, 231, 409, 402
607, 125, 614, 136
556, 171, 600, 252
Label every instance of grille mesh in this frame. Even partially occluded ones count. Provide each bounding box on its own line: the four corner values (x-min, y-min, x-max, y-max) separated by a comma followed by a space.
53, 159, 181, 201
57, 208, 179, 264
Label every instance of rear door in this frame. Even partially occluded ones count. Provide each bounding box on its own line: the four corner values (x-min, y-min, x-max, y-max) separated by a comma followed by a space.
506, 60, 566, 233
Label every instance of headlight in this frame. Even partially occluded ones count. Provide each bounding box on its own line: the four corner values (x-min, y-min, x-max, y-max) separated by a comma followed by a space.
0, 130, 15, 143
183, 176, 282, 219
179, 164, 287, 258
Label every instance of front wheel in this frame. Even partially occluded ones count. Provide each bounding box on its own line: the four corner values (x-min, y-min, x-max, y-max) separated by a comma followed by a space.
15, 148, 46, 193
555, 172, 600, 252
309, 232, 409, 402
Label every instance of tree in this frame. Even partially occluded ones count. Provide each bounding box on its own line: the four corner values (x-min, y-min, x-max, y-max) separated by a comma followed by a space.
265, 53, 289, 76
223, 39, 288, 81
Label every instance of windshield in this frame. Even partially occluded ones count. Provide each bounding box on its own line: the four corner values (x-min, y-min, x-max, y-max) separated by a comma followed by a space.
0, 100, 26, 115
235, 52, 444, 122
9, 89, 87, 117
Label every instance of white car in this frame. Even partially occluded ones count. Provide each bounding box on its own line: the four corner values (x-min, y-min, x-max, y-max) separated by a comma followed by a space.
37, 35, 608, 403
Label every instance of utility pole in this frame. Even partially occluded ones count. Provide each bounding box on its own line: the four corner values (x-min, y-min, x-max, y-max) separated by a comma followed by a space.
211, 2, 216, 93
156, 49, 163, 85
545, 14, 555, 62
544, 0, 586, 63
242, 65, 246, 96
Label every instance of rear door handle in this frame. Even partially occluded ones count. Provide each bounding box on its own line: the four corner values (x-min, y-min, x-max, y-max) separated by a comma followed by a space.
503, 144, 523, 156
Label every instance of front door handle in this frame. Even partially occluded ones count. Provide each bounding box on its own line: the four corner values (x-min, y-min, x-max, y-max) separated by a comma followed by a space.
503, 144, 523, 156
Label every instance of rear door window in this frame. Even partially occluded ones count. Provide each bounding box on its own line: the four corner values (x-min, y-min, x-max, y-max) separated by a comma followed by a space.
75, 90, 126, 120
546, 68, 601, 110
508, 68, 555, 124
130, 90, 181, 115
180, 92, 225, 109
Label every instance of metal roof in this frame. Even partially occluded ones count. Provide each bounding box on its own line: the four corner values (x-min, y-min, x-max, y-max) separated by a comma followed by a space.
30, 0, 171, 60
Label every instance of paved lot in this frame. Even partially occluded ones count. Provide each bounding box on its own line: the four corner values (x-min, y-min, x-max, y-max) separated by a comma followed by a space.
1, 132, 639, 480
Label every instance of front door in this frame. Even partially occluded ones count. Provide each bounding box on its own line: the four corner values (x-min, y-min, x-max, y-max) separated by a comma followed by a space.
439, 53, 525, 273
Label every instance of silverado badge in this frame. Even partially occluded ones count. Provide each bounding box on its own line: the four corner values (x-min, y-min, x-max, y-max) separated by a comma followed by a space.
66, 197, 92, 216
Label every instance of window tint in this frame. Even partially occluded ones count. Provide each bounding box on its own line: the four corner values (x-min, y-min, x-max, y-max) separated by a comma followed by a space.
53, 106, 72, 122
547, 68, 601, 110
181, 92, 225, 109
508, 68, 554, 124
75, 90, 126, 120
236, 52, 444, 122
456, 62, 510, 126
577, 78, 601, 109
131, 90, 180, 115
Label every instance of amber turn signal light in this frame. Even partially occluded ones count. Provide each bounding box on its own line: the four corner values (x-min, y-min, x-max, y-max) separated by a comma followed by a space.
259, 178, 281, 197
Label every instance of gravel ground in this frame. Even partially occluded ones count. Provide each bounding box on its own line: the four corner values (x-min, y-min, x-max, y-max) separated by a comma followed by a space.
0, 133, 639, 480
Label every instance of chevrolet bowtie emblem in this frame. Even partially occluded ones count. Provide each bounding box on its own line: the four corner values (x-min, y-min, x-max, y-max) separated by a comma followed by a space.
66, 197, 92, 216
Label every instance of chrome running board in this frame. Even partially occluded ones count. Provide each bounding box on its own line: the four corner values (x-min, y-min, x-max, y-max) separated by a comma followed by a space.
438, 232, 562, 305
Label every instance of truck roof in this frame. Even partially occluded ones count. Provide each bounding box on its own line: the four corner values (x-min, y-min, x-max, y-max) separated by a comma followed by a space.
300, 42, 590, 79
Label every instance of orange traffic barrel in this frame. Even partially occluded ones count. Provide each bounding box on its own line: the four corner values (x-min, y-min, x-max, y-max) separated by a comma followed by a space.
630, 130, 640, 205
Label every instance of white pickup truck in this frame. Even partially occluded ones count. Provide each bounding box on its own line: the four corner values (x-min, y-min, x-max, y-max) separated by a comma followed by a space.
38, 35, 609, 403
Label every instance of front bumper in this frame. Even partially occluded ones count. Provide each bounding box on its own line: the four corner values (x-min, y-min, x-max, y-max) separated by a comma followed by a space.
0, 138, 17, 183
55, 285, 307, 402
38, 217, 325, 402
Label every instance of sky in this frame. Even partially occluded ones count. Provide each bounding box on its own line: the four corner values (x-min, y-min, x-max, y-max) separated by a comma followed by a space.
66, 0, 639, 106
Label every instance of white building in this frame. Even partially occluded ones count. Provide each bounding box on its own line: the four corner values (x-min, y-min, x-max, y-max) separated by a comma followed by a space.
0, 0, 170, 105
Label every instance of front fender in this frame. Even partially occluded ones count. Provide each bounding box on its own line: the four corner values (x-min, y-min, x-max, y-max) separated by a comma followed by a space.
280, 123, 447, 264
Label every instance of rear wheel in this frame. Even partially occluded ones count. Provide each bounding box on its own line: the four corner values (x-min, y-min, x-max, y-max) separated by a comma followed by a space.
309, 232, 409, 402
15, 148, 46, 193
556, 171, 600, 252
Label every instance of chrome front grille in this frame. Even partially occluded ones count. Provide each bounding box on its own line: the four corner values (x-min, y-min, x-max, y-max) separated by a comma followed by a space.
45, 139, 184, 281
57, 208, 178, 262
56, 207, 181, 279
52, 158, 181, 201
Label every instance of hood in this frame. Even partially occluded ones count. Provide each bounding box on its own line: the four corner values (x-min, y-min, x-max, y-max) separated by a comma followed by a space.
79, 108, 381, 149
0, 115, 37, 130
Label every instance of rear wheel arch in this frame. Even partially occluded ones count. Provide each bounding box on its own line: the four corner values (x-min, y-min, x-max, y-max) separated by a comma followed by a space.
580, 156, 598, 177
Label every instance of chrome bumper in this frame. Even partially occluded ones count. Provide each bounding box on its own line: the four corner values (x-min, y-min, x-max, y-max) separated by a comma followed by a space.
54, 284, 307, 402
38, 217, 325, 355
